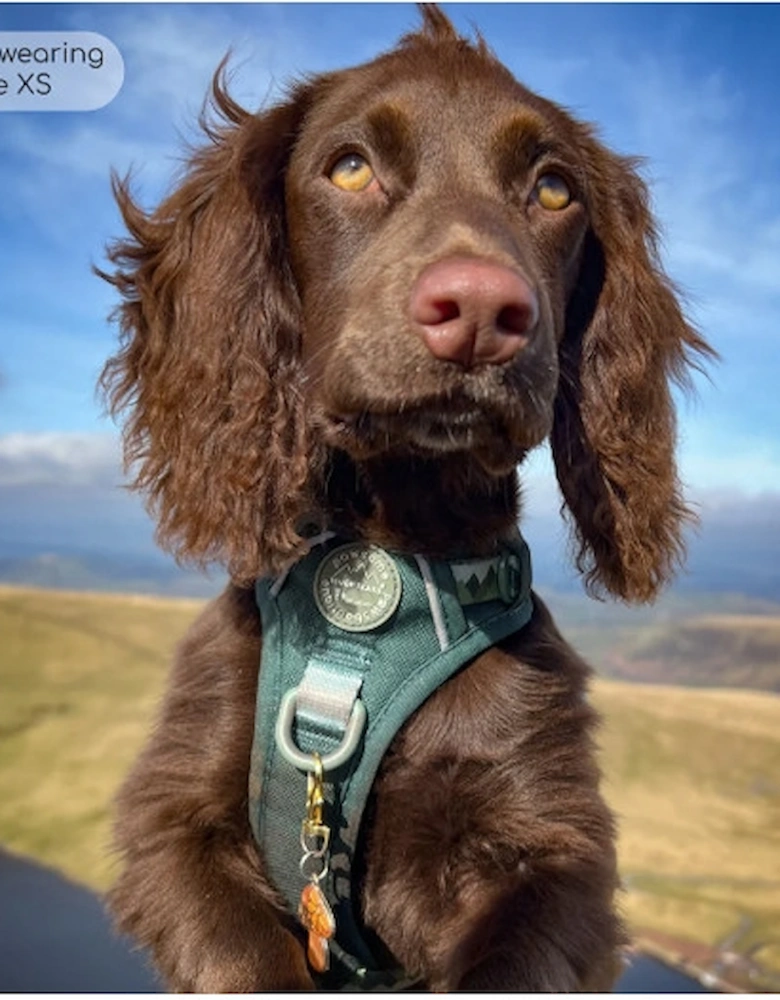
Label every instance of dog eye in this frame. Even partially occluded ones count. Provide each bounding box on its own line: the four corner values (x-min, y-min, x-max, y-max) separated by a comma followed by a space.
535, 173, 571, 211
328, 153, 376, 192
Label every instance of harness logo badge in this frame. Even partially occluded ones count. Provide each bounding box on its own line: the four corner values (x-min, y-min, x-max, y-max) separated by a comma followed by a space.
314, 543, 402, 632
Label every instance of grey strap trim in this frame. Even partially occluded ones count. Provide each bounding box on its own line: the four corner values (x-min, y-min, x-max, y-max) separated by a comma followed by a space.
414, 554, 450, 652
270, 530, 337, 597
276, 635, 372, 773
297, 662, 363, 731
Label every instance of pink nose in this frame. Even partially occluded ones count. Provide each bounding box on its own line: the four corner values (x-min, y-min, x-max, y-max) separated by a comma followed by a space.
410, 256, 538, 367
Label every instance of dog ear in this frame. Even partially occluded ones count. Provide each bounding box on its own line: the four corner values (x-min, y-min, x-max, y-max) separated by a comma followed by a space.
98, 70, 319, 581
550, 144, 715, 603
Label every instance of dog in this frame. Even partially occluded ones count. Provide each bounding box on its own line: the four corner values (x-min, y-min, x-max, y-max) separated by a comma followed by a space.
99, 5, 712, 991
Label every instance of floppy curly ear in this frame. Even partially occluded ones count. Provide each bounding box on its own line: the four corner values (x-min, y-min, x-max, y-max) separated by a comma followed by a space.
551, 143, 715, 603
98, 72, 319, 581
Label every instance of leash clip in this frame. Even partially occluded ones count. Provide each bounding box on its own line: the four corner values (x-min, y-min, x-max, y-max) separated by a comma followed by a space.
295, 753, 337, 974
301, 754, 330, 855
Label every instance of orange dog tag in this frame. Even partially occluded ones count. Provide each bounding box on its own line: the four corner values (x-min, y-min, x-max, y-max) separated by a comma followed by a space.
299, 881, 336, 973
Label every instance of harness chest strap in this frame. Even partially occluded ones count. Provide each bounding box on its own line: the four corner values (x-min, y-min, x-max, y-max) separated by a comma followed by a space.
248, 533, 534, 988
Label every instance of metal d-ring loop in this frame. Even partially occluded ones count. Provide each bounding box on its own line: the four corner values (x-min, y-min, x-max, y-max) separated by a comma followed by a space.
275, 687, 366, 773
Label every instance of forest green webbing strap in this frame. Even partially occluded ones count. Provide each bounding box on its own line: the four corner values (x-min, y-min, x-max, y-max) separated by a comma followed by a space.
249, 534, 533, 987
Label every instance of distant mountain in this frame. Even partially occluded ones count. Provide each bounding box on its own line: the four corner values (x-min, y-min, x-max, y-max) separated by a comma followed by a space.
602, 615, 780, 692
2, 545, 779, 694
523, 490, 780, 603
2, 484, 780, 697
541, 589, 780, 693
0, 549, 224, 599
2, 477, 778, 603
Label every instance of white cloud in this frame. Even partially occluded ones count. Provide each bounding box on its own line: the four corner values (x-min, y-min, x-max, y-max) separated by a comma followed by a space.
693, 488, 780, 522
2, 4, 777, 518
109, 7, 235, 109
521, 426, 780, 516
618, 59, 780, 309
0, 7, 318, 248
682, 447, 780, 497
514, 39, 780, 342
0, 431, 123, 487
100, 4, 314, 126
6, 117, 170, 183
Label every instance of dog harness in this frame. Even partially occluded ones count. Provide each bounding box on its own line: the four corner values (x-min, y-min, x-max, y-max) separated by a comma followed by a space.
248, 531, 534, 989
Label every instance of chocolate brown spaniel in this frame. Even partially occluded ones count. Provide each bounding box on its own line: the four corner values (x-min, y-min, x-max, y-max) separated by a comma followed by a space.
99, 5, 712, 992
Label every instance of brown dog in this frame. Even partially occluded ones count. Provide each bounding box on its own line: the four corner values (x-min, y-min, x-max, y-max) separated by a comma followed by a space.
100, 5, 711, 991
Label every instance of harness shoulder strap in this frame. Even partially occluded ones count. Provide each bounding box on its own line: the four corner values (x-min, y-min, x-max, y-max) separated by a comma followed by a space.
248, 535, 533, 988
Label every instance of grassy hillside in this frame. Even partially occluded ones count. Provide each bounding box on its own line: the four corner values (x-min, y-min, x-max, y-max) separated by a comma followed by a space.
0, 585, 200, 887
547, 592, 780, 692
1, 585, 779, 975
592, 680, 780, 973
613, 615, 780, 691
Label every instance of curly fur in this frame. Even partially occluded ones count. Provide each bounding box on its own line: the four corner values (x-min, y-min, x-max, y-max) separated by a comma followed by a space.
99, 81, 318, 581
100, 8, 711, 599
99, 5, 713, 991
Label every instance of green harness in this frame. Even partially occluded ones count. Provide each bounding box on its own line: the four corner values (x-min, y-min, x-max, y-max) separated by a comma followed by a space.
248, 531, 534, 989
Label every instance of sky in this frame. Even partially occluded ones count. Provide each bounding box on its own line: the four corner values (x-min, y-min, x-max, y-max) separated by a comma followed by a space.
0, 2, 779, 576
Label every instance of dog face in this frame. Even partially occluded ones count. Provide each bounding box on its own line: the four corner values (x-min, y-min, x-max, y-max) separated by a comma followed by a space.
284, 40, 591, 475
102, 7, 711, 597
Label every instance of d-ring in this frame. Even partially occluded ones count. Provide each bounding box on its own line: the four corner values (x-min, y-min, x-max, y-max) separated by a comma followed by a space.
275, 688, 366, 772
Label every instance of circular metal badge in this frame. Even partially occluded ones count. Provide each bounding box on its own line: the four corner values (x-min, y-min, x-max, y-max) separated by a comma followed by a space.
314, 543, 402, 632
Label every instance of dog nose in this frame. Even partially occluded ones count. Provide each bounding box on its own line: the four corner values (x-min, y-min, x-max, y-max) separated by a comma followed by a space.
410, 256, 538, 367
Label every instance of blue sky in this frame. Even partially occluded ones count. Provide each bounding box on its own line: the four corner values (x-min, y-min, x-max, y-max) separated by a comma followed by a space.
1, 3, 778, 572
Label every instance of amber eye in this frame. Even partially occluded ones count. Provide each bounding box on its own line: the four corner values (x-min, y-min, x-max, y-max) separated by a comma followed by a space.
328, 152, 376, 192
535, 173, 572, 211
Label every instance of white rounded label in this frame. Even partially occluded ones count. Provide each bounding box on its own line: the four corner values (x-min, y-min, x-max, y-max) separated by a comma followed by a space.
0, 32, 124, 111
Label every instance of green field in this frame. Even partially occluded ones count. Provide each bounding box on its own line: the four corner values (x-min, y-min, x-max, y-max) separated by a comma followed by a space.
591, 681, 780, 975
0, 585, 200, 887
541, 586, 780, 693
2, 585, 779, 977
